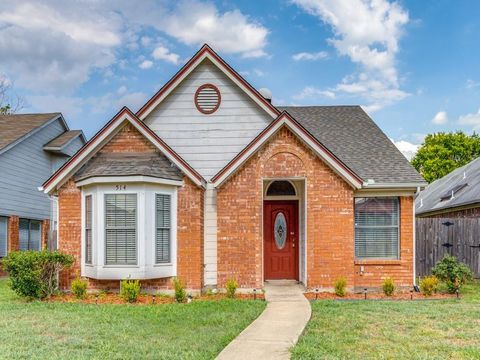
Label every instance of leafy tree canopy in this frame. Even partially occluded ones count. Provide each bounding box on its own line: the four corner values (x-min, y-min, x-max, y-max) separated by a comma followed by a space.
411, 131, 480, 183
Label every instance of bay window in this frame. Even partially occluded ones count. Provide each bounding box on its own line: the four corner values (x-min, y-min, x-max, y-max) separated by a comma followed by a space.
354, 197, 399, 259
80, 181, 178, 280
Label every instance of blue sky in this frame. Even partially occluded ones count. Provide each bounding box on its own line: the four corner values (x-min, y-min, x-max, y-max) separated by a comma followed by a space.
0, 0, 479, 159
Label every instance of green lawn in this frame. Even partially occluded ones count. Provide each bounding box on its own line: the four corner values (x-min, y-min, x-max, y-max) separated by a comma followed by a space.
292, 283, 480, 359
0, 279, 265, 360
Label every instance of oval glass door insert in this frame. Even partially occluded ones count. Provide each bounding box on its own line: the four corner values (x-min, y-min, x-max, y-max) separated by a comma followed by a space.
274, 212, 287, 249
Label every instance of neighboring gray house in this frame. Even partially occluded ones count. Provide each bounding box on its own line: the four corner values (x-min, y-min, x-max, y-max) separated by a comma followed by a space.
0, 113, 85, 259
415, 157, 480, 277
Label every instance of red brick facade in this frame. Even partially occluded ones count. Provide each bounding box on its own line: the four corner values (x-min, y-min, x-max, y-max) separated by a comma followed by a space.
55, 123, 414, 292
217, 126, 414, 290
56, 123, 204, 291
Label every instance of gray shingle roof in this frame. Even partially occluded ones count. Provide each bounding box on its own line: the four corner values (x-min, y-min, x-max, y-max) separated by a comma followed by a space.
0, 113, 60, 151
44, 130, 83, 151
415, 157, 480, 215
278, 106, 425, 184
75, 152, 183, 182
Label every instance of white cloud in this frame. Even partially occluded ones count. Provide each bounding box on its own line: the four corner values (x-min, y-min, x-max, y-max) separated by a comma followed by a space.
390, 138, 420, 160
139, 60, 154, 69
292, 51, 328, 61
293, 86, 336, 100
466, 79, 479, 89
0, 1, 269, 92
152, 46, 180, 65
28, 94, 84, 117
117, 85, 128, 95
458, 109, 480, 129
115, 92, 148, 111
292, 0, 409, 110
432, 111, 448, 125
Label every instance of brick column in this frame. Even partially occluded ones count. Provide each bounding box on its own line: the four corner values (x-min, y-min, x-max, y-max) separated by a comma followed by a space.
41, 219, 50, 250
8, 216, 19, 252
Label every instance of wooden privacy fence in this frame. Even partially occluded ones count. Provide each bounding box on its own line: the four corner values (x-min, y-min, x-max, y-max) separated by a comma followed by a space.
416, 217, 480, 278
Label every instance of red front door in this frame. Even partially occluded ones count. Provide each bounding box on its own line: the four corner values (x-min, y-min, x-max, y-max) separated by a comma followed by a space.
264, 200, 299, 280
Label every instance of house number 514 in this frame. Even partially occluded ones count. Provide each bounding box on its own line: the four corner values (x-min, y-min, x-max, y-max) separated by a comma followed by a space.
115, 185, 127, 190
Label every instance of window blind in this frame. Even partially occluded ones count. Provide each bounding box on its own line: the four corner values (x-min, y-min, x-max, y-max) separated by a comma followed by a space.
19, 219, 41, 251
155, 194, 171, 264
85, 195, 92, 264
105, 194, 137, 265
354, 197, 399, 259
0, 217, 7, 257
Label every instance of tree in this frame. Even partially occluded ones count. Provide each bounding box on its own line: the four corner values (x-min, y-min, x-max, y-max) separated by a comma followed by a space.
0, 79, 24, 114
411, 131, 480, 183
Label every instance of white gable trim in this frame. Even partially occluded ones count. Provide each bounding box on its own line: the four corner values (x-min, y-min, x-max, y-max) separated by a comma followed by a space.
42, 108, 204, 194
211, 113, 363, 189
137, 45, 279, 120
76, 176, 184, 187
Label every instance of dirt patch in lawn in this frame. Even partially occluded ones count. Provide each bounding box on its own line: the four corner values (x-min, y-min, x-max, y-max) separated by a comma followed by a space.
48, 292, 264, 305
304, 291, 457, 301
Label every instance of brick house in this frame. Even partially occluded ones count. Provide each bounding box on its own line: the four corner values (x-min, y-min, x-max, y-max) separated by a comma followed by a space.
42, 45, 426, 292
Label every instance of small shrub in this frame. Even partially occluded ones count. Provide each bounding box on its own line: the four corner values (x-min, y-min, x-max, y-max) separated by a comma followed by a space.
420, 275, 439, 296
120, 279, 141, 303
334, 277, 347, 297
225, 278, 238, 298
71, 278, 88, 299
2, 250, 74, 299
382, 277, 395, 296
432, 255, 473, 293
172, 277, 186, 303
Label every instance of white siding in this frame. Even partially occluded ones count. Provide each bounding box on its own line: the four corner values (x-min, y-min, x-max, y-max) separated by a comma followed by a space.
204, 185, 217, 285
144, 59, 272, 180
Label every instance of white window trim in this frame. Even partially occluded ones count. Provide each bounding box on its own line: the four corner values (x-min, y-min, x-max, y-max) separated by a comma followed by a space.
81, 182, 178, 280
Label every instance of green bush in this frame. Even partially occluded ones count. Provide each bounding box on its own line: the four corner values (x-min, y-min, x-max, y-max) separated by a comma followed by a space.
71, 278, 88, 299
382, 277, 395, 296
334, 277, 347, 297
2, 250, 74, 299
420, 275, 439, 296
432, 255, 473, 293
172, 277, 186, 303
120, 279, 141, 303
225, 278, 238, 298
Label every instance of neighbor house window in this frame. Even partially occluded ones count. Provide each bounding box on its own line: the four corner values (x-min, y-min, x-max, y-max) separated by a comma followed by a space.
354, 197, 399, 259
85, 195, 92, 264
0, 217, 7, 257
105, 194, 137, 265
155, 194, 171, 264
19, 219, 41, 251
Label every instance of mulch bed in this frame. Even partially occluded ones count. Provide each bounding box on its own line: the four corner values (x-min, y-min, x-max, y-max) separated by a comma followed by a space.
304, 291, 457, 301
48, 292, 265, 305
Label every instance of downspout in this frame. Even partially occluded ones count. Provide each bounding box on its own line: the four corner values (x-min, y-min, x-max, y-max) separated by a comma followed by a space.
413, 186, 420, 285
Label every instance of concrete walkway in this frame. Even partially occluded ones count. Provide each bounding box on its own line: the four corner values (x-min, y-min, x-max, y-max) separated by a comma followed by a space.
216, 281, 311, 360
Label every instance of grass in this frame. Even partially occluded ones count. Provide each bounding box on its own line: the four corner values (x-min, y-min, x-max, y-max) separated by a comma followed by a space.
0, 279, 265, 360
292, 282, 480, 359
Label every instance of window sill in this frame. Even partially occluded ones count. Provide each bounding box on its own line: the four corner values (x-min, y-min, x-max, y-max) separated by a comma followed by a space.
355, 259, 402, 265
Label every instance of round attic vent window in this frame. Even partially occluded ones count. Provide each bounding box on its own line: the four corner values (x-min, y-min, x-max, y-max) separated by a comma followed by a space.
195, 84, 221, 114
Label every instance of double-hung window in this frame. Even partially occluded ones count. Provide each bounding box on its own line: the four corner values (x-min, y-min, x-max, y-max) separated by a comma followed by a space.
19, 219, 41, 251
155, 194, 171, 264
105, 194, 137, 265
354, 197, 399, 259
85, 195, 93, 264
0, 217, 7, 257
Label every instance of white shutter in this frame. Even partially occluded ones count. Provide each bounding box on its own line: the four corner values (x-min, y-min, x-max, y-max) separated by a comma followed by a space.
155, 194, 171, 263
85, 195, 93, 264
354, 197, 399, 259
105, 194, 137, 265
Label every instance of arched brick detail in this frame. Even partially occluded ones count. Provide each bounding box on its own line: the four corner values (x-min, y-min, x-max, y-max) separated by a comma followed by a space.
217, 126, 356, 289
